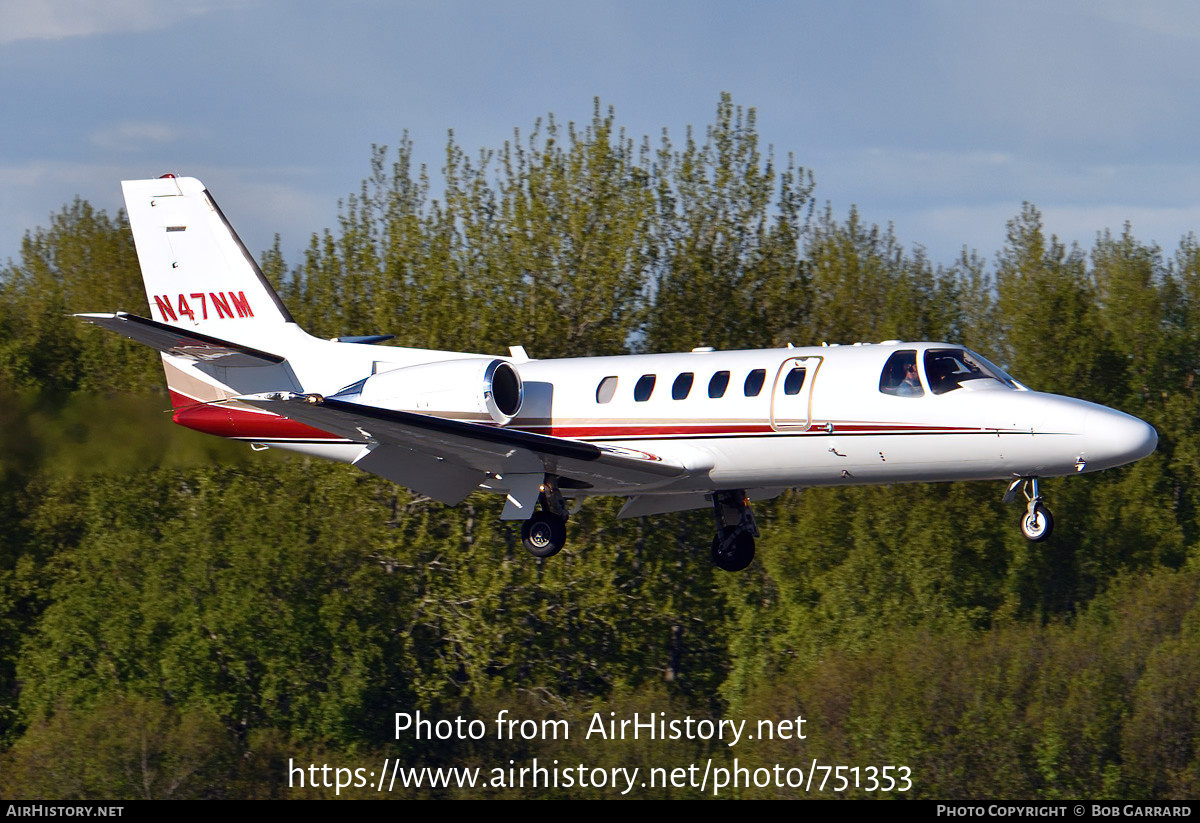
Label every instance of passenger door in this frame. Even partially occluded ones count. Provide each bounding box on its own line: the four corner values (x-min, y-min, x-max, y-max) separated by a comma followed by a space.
770, 356, 822, 431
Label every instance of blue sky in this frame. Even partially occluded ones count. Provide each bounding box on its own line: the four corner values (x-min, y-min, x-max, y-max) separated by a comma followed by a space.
4, 0, 1200, 273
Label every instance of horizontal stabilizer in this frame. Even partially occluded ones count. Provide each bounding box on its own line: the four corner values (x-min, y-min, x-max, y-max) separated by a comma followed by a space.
75, 312, 285, 366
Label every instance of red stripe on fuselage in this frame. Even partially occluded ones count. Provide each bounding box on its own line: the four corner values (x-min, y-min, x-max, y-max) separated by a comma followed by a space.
534, 423, 772, 437
165, 389, 1008, 444
518, 422, 986, 438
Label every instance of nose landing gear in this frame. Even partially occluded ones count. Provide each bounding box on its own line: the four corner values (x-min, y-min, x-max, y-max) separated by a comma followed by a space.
1005, 477, 1054, 542
711, 490, 759, 572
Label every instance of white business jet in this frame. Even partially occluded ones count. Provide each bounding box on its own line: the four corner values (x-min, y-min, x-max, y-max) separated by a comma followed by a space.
77, 176, 1158, 571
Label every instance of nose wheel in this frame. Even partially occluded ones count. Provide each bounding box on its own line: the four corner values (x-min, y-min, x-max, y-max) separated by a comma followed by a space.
711, 490, 758, 572
1020, 502, 1053, 542
1005, 477, 1054, 542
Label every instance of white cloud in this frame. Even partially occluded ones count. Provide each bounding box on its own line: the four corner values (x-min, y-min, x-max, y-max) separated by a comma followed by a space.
921, 0, 1198, 153
90, 121, 180, 152
0, 0, 239, 45
811, 144, 1200, 263
1037, 204, 1200, 252
889, 202, 1200, 268
823, 146, 1200, 209
0, 161, 126, 263
1089, 0, 1200, 42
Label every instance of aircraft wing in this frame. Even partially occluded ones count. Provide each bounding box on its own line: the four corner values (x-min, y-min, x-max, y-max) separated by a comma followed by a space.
75, 312, 285, 366
241, 393, 690, 507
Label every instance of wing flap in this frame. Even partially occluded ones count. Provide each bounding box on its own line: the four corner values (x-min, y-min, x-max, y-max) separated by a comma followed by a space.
618, 487, 786, 518
352, 443, 482, 505
241, 393, 689, 491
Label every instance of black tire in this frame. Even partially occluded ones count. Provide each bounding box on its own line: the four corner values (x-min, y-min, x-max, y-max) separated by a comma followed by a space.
1020, 503, 1054, 542
522, 512, 567, 558
711, 530, 756, 572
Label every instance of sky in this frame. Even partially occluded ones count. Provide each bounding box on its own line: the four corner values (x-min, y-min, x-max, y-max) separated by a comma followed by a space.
3, 0, 1200, 275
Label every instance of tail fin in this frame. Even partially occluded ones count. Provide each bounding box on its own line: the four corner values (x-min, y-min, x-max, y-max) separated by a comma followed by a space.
88, 176, 459, 424
122, 175, 294, 346
100, 175, 310, 412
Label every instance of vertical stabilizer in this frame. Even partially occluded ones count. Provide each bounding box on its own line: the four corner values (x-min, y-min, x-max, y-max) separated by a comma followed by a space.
99, 176, 471, 420
122, 176, 293, 345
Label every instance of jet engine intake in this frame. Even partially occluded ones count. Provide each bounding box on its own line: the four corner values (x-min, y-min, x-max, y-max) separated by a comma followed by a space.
332, 358, 523, 425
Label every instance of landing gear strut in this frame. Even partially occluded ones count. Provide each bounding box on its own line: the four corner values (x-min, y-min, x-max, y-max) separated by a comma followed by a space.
1005, 477, 1054, 542
521, 476, 569, 558
710, 490, 758, 572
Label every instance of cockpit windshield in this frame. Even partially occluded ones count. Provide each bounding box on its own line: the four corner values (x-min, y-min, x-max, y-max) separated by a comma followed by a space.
924, 348, 1019, 394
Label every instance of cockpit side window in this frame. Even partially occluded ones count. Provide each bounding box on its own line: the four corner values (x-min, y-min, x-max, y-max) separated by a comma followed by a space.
879, 350, 924, 397
924, 348, 1015, 394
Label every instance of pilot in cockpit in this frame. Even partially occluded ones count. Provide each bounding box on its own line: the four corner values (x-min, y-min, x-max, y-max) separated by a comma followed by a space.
897, 362, 922, 396
880, 350, 924, 397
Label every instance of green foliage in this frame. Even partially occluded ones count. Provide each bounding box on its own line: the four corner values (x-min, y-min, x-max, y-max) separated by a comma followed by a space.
645, 94, 815, 351
282, 104, 655, 358
0, 695, 236, 799
995, 204, 1120, 401
0, 200, 160, 395
804, 206, 959, 344
736, 568, 1200, 798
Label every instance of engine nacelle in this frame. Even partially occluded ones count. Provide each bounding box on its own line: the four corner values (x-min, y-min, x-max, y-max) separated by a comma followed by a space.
332, 358, 523, 425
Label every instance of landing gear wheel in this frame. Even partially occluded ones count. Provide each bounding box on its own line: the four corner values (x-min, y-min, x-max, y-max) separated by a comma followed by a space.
711, 531, 756, 572
709, 489, 759, 572
522, 511, 567, 558
1021, 503, 1054, 542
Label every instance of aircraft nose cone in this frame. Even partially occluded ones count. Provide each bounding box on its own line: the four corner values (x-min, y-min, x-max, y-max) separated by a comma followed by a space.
1084, 407, 1157, 471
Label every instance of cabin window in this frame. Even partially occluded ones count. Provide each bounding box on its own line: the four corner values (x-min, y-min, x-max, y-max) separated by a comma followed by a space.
708, 370, 730, 398
783, 367, 806, 395
672, 373, 694, 400
634, 374, 656, 402
744, 368, 766, 397
879, 350, 924, 397
596, 376, 618, 404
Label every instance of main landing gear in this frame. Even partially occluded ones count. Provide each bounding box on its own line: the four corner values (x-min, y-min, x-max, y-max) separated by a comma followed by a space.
1004, 477, 1054, 542
711, 490, 759, 572
521, 477, 569, 558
